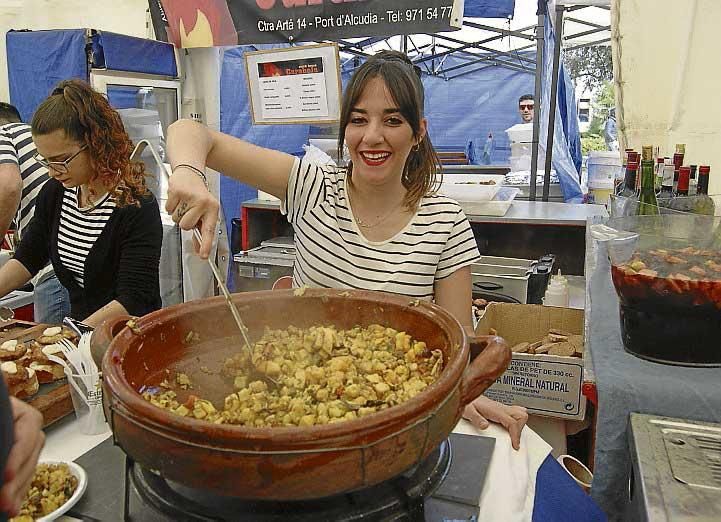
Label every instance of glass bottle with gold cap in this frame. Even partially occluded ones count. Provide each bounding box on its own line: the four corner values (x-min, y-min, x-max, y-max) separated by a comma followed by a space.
637, 146, 660, 215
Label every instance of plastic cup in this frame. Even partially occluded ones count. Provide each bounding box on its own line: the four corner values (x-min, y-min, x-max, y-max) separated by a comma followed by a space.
65, 369, 109, 436
557, 454, 593, 493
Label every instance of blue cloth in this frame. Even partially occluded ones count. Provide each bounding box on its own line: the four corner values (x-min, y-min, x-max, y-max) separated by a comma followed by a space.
533, 455, 607, 521
219, 45, 310, 240
538, 11, 583, 202
93, 31, 177, 77
417, 53, 536, 165
34, 273, 71, 324
6, 29, 87, 122
465, 0, 515, 19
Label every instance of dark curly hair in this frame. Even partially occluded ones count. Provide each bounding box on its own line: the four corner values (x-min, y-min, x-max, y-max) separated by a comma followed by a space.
31, 80, 149, 207
338, 50, 441, 210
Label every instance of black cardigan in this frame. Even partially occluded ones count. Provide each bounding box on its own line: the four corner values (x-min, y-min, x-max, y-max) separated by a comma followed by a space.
14, 179, 162, 320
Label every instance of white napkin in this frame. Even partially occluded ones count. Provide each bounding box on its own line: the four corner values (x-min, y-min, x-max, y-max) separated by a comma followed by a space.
453, 420, 553, 522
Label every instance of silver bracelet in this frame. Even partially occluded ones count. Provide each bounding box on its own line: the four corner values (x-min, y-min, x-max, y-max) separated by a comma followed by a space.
173, 163, 209, 188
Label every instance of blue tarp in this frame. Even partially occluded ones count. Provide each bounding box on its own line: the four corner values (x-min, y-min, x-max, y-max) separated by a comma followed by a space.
464, 0, 515, 19
7, 29, 179, 122
92, 32, 177, 77
218, 38, 584, 226
538, 11, 583, 202
414, 54, 536, 165
6, 30, 87, 123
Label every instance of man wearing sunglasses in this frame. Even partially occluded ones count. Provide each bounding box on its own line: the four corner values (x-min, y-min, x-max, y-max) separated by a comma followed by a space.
518, 94, 535, 123
0, 103, 70, 324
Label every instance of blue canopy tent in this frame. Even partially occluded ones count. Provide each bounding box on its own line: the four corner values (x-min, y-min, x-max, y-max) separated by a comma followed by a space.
6, 29, 177, 121
218, 0, 586, 227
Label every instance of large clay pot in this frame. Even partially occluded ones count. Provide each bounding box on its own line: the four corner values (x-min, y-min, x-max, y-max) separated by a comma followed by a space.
92, 288, 509, 500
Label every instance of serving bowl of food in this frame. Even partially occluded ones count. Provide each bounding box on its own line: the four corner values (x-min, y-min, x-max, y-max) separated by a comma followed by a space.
91, 288, 509, 500
11, 461, 87, 522
600, 214, 721, 366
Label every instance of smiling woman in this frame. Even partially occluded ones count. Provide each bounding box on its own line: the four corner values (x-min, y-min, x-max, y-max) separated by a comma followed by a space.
0, 80, 163, 327
162, 50, 527, 449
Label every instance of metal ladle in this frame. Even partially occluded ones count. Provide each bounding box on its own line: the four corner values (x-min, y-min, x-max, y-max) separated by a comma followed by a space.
192, 228, 277, 386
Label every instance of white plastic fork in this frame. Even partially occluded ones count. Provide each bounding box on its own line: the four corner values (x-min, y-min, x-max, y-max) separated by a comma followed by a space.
57, 338, 86, 376
78, 332, 97, 374
46, 353, 87, 401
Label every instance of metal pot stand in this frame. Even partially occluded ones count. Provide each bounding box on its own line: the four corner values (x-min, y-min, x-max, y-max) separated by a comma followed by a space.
70, 433, 494, 521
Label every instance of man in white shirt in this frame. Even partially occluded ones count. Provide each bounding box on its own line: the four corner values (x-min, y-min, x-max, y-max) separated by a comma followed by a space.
0, 103, 70, 323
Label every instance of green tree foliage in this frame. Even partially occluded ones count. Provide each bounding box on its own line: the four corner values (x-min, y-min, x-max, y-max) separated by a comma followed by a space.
564, 45, 613, 94
564, 45, 614, 154
588, 81, 615, 135
582, 80, 616, 154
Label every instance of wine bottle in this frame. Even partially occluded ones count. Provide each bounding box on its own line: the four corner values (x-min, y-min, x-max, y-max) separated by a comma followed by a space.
694, 165, 715, 215
654, 157, 665, 190
669, 166, 691, 213
616, 149, 634, 195
637, 146, 660, 215
689, 165, 698, 196
658, 158, 675, 207
672, 152, 684, 193
619, 161, 638, 198
620, 161, 640, 215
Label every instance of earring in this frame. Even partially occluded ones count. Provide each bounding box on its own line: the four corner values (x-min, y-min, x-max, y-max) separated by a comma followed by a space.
412, 143, 420, 152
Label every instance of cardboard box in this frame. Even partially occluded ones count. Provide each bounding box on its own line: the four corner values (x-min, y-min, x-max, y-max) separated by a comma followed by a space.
476, 303, 587, 421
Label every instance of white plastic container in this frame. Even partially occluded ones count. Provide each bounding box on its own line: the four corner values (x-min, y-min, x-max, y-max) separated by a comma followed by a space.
461, 187, 520, 217
509, 155, 531, 172
505, 123, 534, 144
510, 142, 532, 156
439, 174, 505, 202
587, 151, 621, 189
587, 151, 621, 205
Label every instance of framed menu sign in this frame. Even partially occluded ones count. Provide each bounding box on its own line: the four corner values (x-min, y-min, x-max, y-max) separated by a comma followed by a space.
244, 43, 341, 125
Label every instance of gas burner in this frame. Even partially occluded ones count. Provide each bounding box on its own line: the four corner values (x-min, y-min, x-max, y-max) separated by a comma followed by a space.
125, 440, 451, 521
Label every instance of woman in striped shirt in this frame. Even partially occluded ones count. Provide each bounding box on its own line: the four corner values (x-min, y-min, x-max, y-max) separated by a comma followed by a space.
0, 80, 162, 327
166, 51, 528, 449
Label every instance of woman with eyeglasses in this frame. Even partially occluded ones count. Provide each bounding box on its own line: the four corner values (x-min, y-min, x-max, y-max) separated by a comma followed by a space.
0, 80, 162, 327
165, 51, 528, 449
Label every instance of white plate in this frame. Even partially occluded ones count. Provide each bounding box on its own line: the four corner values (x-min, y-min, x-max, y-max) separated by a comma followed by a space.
34, 461, 87, 522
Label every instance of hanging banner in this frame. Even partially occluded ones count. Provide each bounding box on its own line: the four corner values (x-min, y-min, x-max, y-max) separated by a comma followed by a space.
154, 0, 465, 48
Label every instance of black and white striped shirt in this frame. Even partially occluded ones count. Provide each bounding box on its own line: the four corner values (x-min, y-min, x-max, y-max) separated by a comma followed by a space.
57, 188, 115, 288
0, 123, 49, 238
282, 158, 480, 299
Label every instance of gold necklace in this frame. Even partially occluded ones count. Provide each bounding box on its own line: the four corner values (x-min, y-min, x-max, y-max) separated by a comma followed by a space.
348, 183, 397, 229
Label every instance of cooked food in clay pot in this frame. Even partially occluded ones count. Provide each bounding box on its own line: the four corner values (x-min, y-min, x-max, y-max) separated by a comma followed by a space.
92, 289, 510, 500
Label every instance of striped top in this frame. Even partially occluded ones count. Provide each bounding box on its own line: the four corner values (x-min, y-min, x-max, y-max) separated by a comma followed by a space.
0, 123, 49, 238
57, 188, 116, 287
282, 157, 480, 300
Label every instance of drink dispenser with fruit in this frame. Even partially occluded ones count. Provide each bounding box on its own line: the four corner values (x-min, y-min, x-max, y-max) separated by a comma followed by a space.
595, 214, 721, 366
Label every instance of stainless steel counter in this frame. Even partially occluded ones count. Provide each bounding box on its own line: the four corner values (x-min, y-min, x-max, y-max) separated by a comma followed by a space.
463, 201, 606, 225
242, 199, 607, 226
